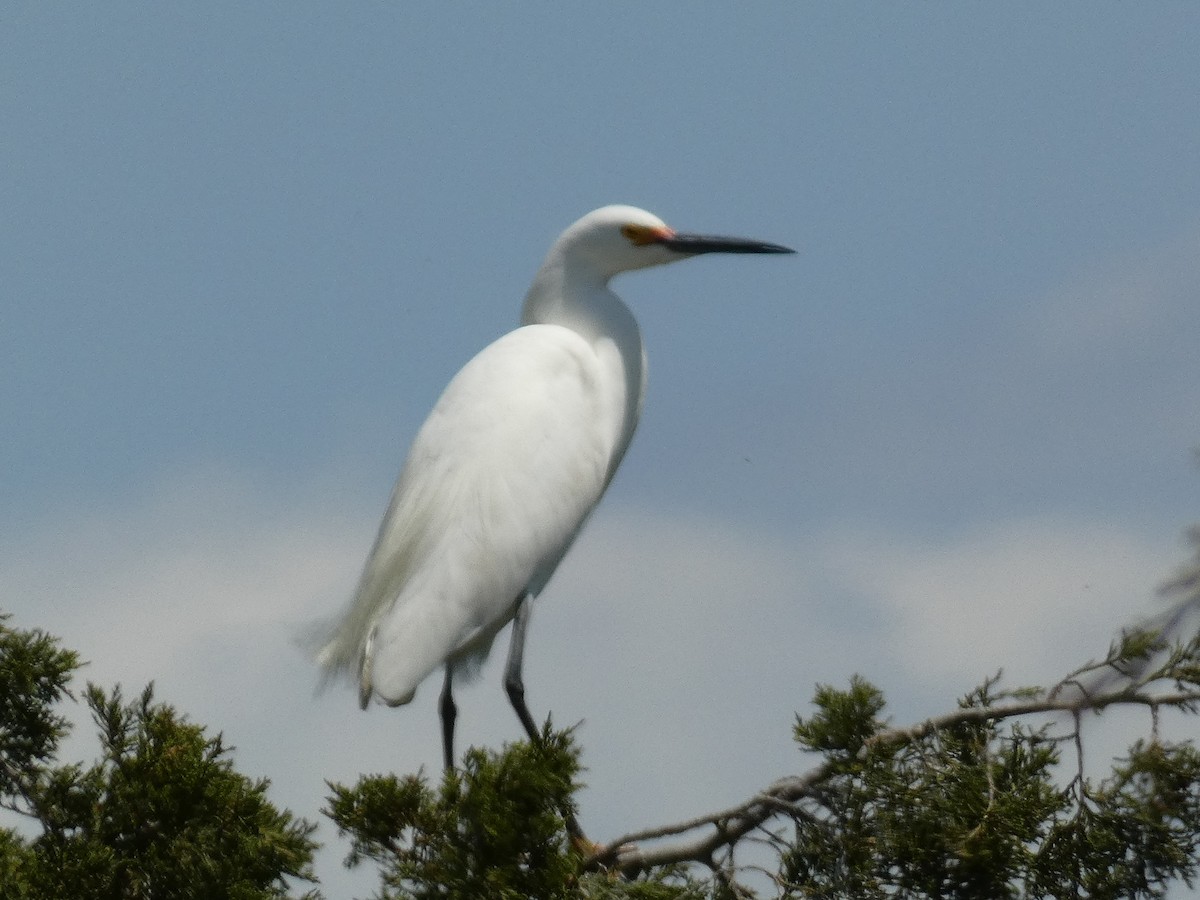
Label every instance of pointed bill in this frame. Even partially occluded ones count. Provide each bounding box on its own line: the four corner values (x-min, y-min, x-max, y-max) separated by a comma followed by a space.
660, 233, 795, 255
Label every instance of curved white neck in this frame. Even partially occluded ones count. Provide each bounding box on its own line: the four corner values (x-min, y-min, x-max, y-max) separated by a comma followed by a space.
521, 262, 646, 482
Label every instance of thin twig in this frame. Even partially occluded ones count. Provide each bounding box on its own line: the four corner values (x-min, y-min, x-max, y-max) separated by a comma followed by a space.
586, 685, 1200, 874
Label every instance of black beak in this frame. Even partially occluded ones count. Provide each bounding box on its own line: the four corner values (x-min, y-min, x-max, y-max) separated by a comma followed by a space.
660, 233, 796, 256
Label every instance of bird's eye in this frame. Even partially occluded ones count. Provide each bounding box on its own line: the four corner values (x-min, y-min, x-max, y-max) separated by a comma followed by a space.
620, 224, 640, 241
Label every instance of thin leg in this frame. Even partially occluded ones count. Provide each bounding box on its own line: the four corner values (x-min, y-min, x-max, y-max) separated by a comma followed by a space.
439, 666, 457, 771
504, 593, 588, 848
504, 593, 541, 744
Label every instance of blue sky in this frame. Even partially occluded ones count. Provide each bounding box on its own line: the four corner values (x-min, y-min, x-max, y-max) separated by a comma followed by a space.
4, 5, 1200, 896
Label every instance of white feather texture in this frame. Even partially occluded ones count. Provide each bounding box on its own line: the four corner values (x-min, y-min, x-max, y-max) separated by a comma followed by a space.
316, 205, 791, 719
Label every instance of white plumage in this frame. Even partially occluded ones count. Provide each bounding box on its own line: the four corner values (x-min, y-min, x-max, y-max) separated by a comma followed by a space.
317, 205, 792, 767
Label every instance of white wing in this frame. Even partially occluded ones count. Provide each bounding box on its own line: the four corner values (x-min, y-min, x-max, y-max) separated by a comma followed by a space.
317, 324, 616, 707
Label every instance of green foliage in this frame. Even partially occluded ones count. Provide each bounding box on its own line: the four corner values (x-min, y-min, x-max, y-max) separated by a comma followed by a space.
4, 602, 1200, 898
0, 613, 319, 899
325, 726, 705, 900
782, 675, 1200, 899
0, 614, 78, 800
1030, 740, 1200, 897
793, 675, 886, 762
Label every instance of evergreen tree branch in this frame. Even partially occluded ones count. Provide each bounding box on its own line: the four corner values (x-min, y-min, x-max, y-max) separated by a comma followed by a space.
590, 663, 1200, 876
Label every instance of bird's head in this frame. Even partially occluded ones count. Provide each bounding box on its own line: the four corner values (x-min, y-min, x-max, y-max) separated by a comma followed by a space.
552, 205, 794, 281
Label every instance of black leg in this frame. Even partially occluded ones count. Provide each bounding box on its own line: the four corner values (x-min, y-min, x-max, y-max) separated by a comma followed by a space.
504, 593, 589, 847
439, 666, 457, 772
504, 593, 541, 744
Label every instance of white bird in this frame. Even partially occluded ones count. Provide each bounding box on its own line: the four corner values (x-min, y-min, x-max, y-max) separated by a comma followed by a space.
317, 205, 793, 769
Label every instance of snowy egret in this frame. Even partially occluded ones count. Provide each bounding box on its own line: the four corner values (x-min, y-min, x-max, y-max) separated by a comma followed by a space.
317, 205, 793, 769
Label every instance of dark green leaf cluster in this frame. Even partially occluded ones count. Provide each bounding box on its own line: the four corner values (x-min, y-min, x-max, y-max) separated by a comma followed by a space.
0, 614, 319, 899
1031, 740, 1200, 897
783, 676, 1200, 899
792, 675, 886, 764
0, 613, 78, 801
325, 726, 705, 900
